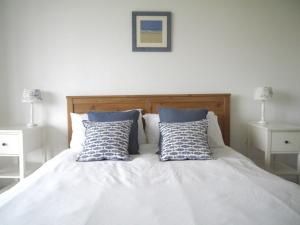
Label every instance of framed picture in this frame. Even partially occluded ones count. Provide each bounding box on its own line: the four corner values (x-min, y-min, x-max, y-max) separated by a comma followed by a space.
132, 11, 171, 52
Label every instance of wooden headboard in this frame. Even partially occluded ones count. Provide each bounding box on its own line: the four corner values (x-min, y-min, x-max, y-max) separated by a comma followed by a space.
66, 94, 231, 146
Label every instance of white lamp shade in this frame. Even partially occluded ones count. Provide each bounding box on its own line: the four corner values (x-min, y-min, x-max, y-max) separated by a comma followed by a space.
254, 87, 273, 101
22, 89, 42, 103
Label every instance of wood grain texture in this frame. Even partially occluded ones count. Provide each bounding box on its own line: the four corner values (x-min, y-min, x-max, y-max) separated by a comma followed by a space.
66, 94, 231, 147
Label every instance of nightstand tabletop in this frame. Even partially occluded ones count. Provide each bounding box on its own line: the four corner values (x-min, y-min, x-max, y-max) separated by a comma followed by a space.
0, 126, 42, 132
248, 122, 300, 131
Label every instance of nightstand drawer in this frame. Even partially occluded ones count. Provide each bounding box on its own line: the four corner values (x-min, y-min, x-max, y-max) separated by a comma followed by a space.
0, 134, 21, 154
271, 132, 300, 152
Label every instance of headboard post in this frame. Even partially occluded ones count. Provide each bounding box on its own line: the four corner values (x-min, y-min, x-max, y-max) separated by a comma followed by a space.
67, 97, 74, 145
223, 95, 230, 146
66, 94, 231, 147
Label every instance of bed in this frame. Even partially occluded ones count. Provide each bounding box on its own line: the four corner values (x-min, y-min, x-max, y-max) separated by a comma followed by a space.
0, 94, 300, 225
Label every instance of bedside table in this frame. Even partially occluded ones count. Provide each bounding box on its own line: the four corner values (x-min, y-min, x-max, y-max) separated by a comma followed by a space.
0, 126, 44, 183
247, 122, 300, 183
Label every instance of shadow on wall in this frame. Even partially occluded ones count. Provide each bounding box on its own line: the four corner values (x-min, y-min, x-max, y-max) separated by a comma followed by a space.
230, 94, 249, 154
43, 125, 68, 159
42, 91, 68, 158
42, 91, 57, 108
270, 89, 299, 121
273, 89, 299, 104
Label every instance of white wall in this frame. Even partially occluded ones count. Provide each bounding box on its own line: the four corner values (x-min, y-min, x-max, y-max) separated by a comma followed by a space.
1, 0, 300, 158
0, 0, 7, 125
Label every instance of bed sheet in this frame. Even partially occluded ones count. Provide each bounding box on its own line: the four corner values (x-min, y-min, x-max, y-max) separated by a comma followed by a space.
0, 144, 300, 225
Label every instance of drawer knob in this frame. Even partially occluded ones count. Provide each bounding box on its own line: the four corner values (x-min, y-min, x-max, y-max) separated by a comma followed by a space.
284, 140, 290, 144
2, 143, 7, 146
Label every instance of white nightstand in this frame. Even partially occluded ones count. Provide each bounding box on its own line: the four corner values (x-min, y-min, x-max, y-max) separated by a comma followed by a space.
0, 126, 44, 184
247, 122, 300, 183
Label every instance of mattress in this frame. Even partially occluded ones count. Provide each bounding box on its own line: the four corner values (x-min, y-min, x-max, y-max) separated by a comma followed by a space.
0, 144, 300, 225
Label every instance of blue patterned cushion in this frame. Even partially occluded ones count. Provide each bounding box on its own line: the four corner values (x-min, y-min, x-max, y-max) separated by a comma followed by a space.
157, 108, 208, 154
88, 110, 140, 154
159, 120, 212, 161
77, 120, 133, 161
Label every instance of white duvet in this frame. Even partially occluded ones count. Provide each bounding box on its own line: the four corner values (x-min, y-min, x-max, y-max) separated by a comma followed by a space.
0, 145, 300, 225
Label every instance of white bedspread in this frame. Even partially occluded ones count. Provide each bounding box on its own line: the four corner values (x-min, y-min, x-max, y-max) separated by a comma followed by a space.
0, 145, 300, 225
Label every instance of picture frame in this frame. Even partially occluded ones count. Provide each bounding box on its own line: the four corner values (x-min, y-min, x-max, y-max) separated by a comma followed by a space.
132, 11, 171, 52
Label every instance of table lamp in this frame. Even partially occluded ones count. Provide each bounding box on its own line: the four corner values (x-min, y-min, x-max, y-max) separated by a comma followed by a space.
254, 87, 273, 124
22, 89, 42, 127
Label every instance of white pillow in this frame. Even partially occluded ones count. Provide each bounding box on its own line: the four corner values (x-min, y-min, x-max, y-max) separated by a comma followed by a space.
207, 111, 225, 148
143, 114, 160, 145
124, 109, 147, 145
135, 109, 147, 145
142, 112, 225, 148
70, 113, 88, 151
70, 110, 146, 151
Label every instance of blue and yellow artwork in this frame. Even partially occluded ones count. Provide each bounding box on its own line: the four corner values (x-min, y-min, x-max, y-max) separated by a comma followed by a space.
140, 20, 163, 43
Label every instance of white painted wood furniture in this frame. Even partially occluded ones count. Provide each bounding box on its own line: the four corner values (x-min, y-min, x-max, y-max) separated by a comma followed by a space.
0, 126, 44, 183
247, 122, 300, 183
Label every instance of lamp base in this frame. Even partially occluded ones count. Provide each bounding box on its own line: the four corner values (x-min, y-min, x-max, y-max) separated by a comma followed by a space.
257, 120, 267, 125
27, 123, 38, 128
